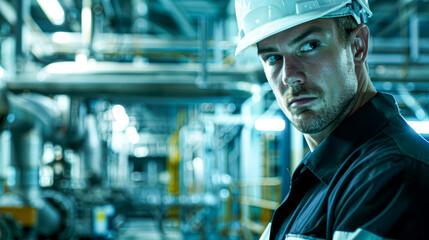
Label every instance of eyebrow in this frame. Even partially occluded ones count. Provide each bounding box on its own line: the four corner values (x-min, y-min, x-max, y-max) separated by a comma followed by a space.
257, 26, 323, 56
289, 26, 323, 45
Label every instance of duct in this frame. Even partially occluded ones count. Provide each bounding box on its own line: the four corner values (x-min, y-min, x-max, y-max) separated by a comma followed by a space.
5, 93, 63, 236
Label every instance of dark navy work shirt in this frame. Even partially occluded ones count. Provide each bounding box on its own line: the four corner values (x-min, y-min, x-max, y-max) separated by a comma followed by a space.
267, 92, 429, 240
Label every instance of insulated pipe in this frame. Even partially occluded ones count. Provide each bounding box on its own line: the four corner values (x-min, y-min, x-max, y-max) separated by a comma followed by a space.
6, 93, 62, 236
7, 93, 61, 136
11, 127, 42, 191
82, 0, 93, 49
11, 126, 61, 236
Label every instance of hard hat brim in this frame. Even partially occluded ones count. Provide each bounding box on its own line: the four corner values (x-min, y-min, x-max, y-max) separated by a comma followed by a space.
235, 3, 349, 56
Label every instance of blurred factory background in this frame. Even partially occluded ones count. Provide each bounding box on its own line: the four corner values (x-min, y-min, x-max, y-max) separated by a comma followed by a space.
0, 0, 428, 239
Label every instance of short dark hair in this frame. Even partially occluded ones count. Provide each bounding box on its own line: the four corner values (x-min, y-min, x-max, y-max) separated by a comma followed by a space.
333, 15, 370, 70
333, 16, 358, 43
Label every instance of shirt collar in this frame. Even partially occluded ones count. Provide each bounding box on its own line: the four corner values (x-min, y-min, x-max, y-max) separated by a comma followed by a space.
301, 92, 401, 185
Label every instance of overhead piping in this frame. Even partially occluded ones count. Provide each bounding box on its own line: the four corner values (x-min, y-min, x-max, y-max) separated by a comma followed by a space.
158, 0, 197, 37
36, 0, 65, 25
0, 0, 17, 25
82, 0, 93, 50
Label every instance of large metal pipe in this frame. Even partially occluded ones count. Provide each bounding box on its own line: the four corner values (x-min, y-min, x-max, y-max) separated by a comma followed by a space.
8, 62, 259, 100
11, 127, 42, 191
82, 0, 93, 49
10, 126, 61, 236
6, 93, 63, 236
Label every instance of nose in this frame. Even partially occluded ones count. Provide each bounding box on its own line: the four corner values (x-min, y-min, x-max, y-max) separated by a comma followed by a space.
282, 56, 305, 87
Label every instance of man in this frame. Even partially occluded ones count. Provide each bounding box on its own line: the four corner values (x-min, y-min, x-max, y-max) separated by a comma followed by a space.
235, 0, 429, 239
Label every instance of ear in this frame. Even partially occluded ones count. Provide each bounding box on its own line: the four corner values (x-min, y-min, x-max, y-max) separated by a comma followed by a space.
350, 24, 369, 67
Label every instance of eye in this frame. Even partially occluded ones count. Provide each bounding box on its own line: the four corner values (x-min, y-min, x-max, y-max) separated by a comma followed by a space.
300, 41, 320, 52
265, 55, 282, 63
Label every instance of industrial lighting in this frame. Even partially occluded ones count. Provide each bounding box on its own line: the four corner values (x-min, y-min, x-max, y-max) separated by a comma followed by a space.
407, 120, 429, 135
192, 158, 204, 189
255, 118, 285, 132
134, 146, 149, 158
0, 66, 4, 79
125, 126, 140, 144
52, 32, 72, 44
112, 105, 129, 131
193, 157, 204, 171
36, 0, 65, 25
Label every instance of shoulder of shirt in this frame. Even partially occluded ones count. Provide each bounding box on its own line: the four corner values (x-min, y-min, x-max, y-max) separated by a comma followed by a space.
378, 114, 429, 167
334, 114, 429, 185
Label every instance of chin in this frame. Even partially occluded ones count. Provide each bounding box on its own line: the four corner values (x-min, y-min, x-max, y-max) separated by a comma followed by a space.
292, 112, 329, 134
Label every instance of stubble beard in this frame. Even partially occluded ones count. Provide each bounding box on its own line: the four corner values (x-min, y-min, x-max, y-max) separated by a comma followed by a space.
288, 84, 355, 134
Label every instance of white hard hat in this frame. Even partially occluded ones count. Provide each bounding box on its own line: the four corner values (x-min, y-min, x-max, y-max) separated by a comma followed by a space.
235, 0, 372, 55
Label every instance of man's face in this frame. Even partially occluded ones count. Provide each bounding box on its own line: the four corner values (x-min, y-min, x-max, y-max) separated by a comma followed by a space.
257, 18, 358, 134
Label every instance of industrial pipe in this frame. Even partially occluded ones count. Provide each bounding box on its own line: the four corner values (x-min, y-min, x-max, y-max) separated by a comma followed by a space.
5, 93, 63, 236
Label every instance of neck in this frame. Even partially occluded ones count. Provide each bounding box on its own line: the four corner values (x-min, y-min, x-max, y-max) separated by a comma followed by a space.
304, 111, 345, 151
304, 68, 377, 151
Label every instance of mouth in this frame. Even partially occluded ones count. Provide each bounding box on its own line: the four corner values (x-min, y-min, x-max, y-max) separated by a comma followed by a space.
289, 96, 317, 108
